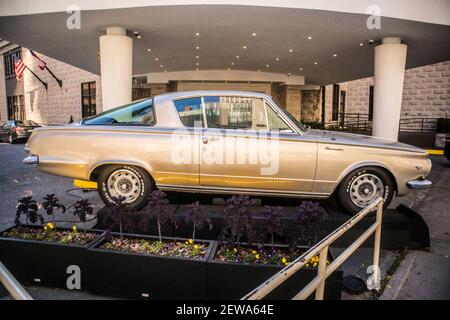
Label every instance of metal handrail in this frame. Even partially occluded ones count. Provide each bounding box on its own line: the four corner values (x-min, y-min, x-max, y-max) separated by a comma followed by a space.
0, 261, 33, 300
242, 197, 384, 300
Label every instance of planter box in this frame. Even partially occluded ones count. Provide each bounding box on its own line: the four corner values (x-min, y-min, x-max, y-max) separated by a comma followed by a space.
0, 225, 104, 289
207, 242, 343, 300
86, 233, 214, 299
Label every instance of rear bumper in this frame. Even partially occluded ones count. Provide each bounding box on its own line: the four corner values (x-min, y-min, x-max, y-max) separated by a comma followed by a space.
407, 178, 432, 189
23, 155, 39, 165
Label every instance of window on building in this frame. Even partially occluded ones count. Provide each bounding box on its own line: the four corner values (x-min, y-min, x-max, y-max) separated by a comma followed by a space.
4, 48, 22, 79
332, 84, 340, 121
174, 97, 203, 127
81, 81, 97, 118
7, 95, 25, 120
83, 99, 154, 125
369, 86, 374, 121
203, 96, 268, 130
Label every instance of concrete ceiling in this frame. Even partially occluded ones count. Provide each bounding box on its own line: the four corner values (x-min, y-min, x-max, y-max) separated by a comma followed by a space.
0, 5, 449, 85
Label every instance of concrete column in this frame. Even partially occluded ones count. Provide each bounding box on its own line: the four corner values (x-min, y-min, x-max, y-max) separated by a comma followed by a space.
372, 37, 407, 141
99, 27, 133, 110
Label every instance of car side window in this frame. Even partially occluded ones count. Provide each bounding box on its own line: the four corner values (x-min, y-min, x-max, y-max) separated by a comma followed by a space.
174, 97, 204, 127
265, 102, 293, 133
204, 96, 267, 130
83, 99, 155, 126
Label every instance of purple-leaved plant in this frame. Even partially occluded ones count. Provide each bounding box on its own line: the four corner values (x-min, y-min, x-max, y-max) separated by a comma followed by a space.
104, 196, 134, 239
221, 195, 258, 247
260, 205, 285, 249
185, 201, 212, 242
42, 194, 66, 230
296, 201, 326, 245
15, 196, 43, 230
73, 199, 93, 233
140, 190, 176, 242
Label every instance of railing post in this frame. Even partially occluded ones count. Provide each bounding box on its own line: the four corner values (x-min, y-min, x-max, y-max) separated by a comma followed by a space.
315, 245, 329, 300
372, 200, 383, 291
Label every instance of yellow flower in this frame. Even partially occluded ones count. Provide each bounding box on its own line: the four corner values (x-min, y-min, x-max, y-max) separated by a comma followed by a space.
255, 254, 260, 259
284, 262, 288, 266
313, 263, 318, 267
188, 239, 193, 244
44, 226, 48, 231
185, 241, 189, 245
233, 248, 237, 252
252, 250, 257, 254
282, 257, 287, 264
46, 222, 54, 229
194, 244, 199, 250
72, 226, 77, 232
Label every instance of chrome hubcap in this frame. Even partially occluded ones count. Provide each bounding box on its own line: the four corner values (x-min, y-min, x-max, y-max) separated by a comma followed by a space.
107, 169, 142, 203
350, 174, 384, 208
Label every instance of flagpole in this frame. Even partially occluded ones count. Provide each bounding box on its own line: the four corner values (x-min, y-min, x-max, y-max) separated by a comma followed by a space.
44, 66, 63, 88
25, 66, 48, 91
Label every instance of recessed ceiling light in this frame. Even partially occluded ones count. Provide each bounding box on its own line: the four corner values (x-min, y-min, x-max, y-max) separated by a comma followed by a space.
289, 49, 294, 53
155, 57, 159, 61
147, 48, 152, 52
195, 62, 199, 66
266, 64, 270, 67
308, 36, 312, 40
333, 53, 338, 57
227, 67, 231, 70
164, 70, 167, 73
360, 43, 364, 46
236, 55, 240, 59
275, 58, 280, 61
196, 68, 199, 71
299, 67, 303, 71
314, 62, 318, 65
243, 46, 247, 49
257, 69, 261, 72
136, 35, 142, 39
195, 32, 200, 36
195, 55, 199, 59
133, 31, 139, 35
231, 62, 235, 65
252, 33, 257, 37
160, 64, 164, 68
195, 46, 200, 50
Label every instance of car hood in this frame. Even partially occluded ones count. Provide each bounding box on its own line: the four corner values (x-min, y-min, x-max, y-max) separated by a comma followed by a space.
304, 129, 427, 154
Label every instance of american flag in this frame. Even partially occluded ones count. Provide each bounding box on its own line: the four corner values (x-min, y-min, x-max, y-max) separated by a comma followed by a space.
13, 56, 26, 82
29, 49, 47, 70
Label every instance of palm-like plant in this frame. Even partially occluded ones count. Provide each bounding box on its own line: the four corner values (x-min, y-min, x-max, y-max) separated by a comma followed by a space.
104, 196, 132, 239
15, 196, 43, 229
296, 201, 326, 245
260, 205, 285, 249
73, 199, 93, 233
185, 201, 212, 242
42, 194, 66, 230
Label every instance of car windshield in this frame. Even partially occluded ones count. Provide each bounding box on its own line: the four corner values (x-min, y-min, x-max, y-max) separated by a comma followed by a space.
82, 99, 155, 126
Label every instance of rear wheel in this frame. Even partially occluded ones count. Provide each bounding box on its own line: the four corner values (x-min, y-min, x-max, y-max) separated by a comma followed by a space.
98, 165, 153, 210
338, 167, 394, 215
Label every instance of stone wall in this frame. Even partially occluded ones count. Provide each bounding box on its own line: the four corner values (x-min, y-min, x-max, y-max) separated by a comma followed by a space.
22, 48, 102, 124
301, 90, 321, 122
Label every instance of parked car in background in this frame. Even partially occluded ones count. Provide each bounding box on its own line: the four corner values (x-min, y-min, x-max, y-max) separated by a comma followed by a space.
0, 120, 41, 144
444, 134, 450, 162
24, 91, 432, 215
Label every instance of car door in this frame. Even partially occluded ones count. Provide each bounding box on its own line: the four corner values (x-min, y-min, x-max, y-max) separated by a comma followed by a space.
199, 96, 317, 194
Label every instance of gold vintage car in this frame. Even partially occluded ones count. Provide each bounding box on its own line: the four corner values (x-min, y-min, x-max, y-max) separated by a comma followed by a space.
24, 91, 432, 214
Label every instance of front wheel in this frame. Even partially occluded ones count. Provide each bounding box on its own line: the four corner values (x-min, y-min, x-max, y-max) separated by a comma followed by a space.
338, 167, 394, 215
98, 165, 153, 210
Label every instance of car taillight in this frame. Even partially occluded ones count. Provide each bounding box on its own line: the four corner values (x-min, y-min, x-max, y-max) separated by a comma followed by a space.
15, 127, 24, 133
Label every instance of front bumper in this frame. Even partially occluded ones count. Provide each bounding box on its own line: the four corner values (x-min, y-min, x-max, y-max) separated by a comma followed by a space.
23, 155, 39, 165
407, 178, 432, 189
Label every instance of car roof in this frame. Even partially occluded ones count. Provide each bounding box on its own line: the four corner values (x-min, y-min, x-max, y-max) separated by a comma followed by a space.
154, 90, 273, 101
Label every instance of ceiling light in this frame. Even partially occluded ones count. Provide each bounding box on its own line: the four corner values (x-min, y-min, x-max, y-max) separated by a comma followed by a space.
360, 43, 364, 46
195, 32, 200, 36
252, 33, 257, 37
155, 57, 159, 61
147, 48, 152, 52
227, 67, 231, 70
257, 69, 261, 72
195, 62, 199, 66
160, 64, 164, 68
289, 49, 294, 53
299, 67, 303, 71
195, 46, 200, 50
164, 70, 167, 73
196, 56, 199, 59
314, 62, 318, 65
136, 35, 142, 39
243, 46, 247, 49
133, 31, 139, 35
333, 53, 338, 57
266, 64, 270, 68
288, 73, 292, 76
236, 55, 240, 59
275, 58, 280, 61
231, 62, 235, 65
308, 36, 312, 40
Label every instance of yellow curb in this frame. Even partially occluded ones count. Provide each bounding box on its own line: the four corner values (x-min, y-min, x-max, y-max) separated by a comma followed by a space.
73, 179, 98, 189
426, 149, 444, 155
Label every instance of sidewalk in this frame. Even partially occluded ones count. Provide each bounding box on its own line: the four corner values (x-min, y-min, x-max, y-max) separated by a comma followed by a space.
381, 155, 450, 300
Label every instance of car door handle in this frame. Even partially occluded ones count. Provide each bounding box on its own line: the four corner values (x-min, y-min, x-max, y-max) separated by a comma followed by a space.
203, 137, 219, 144
325, 146, 344, 151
